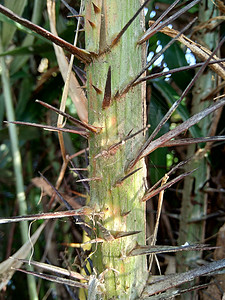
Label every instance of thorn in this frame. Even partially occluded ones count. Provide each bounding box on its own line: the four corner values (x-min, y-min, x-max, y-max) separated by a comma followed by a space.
88, 19, 96, 28
102, 66, 112, 109
112, 230, 141, 239
35, 100, 100, 133
108, 125, 150, 152
92, 84, 103, 94
114, 168, 142, 186
97, 221, 115, 241
121, 210, 131, 217
92, 2, 101, 14
110, 0, 151, 48
138, 0, 200, 44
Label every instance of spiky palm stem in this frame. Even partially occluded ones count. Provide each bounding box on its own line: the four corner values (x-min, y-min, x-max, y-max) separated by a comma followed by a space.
85, 1, 148, 298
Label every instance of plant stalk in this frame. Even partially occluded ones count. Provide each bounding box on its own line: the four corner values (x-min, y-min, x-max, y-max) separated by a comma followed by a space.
85, 0, 148, 298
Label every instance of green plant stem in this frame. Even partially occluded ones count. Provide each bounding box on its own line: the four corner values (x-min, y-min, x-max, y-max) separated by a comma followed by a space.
86, 1, 147, 298
0, 39, 38, 300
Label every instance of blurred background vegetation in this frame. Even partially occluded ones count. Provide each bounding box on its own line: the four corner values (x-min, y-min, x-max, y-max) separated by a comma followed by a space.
0, 0, 225, 299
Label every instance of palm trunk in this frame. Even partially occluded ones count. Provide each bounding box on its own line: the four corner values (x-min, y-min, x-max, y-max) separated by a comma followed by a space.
85, 1, 148, 298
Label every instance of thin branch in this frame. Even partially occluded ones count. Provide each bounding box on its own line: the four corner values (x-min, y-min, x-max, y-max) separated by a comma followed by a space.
147, 156, 193, 195
115, 17, 197, 99
0, 4, 91, 63
140, 99, 225, 159
114, 168, 142, 186
138, 0, 201, 44
147, 0, 181, 32
13, 268, 88, 289
0, 208, 95, 224
110, 0, 151, 47
142, 169, 196, 202
4, 121, 88, 137
36, 100, 100, 133
129, 243, 214, 257
127, 37, 225, 170
161, 135, 225, 147
142, 259, 225, 296
132, 58, 225, 87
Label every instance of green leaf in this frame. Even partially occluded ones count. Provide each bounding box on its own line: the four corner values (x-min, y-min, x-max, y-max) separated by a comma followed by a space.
153, 80, 202, 138
15, 76, 34, 119
0, 43, 52, 57
148, 91, 169, 184
2, 0, 28, 47
0, 12, 47, 43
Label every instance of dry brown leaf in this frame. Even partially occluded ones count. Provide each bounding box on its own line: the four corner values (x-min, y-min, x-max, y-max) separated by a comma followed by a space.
215, 0, 225, 14
149, 20, 225, 80
192, 16, 225, 32
47, 0, 88, 123
0, 222, 45, 290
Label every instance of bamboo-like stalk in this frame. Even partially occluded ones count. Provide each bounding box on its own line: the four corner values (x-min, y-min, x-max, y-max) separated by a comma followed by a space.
177, 1, 219, 299
0, 39, 38, 300
85, 0, 147, 298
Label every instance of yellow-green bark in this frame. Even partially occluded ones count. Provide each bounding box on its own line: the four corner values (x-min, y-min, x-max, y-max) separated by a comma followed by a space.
85, 1, 147, 298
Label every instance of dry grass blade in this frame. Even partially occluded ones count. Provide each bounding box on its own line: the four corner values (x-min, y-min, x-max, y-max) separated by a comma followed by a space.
128, 37, 225, 170
0, 222, 45, 290
141, 259, 225, 297
148, 174, 169, 271
147, 20, 225, 80
141, 98, 225, 158
147, 157, 193, 197
142, 283, 213, 299
162, 135, 225, 147
0, 4, 91, 63
138, 0, 200, 43
0, 208, 94, 224
148, 0, 181, 32
128, 244, 215, 257
133, 58, 225, 86
142, 169, 196, 202
5, 121, 88, 137
128, 97, 225, 170
13, 268, 88, 289
14, 259, 87, 281
47, 0, 88, 123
